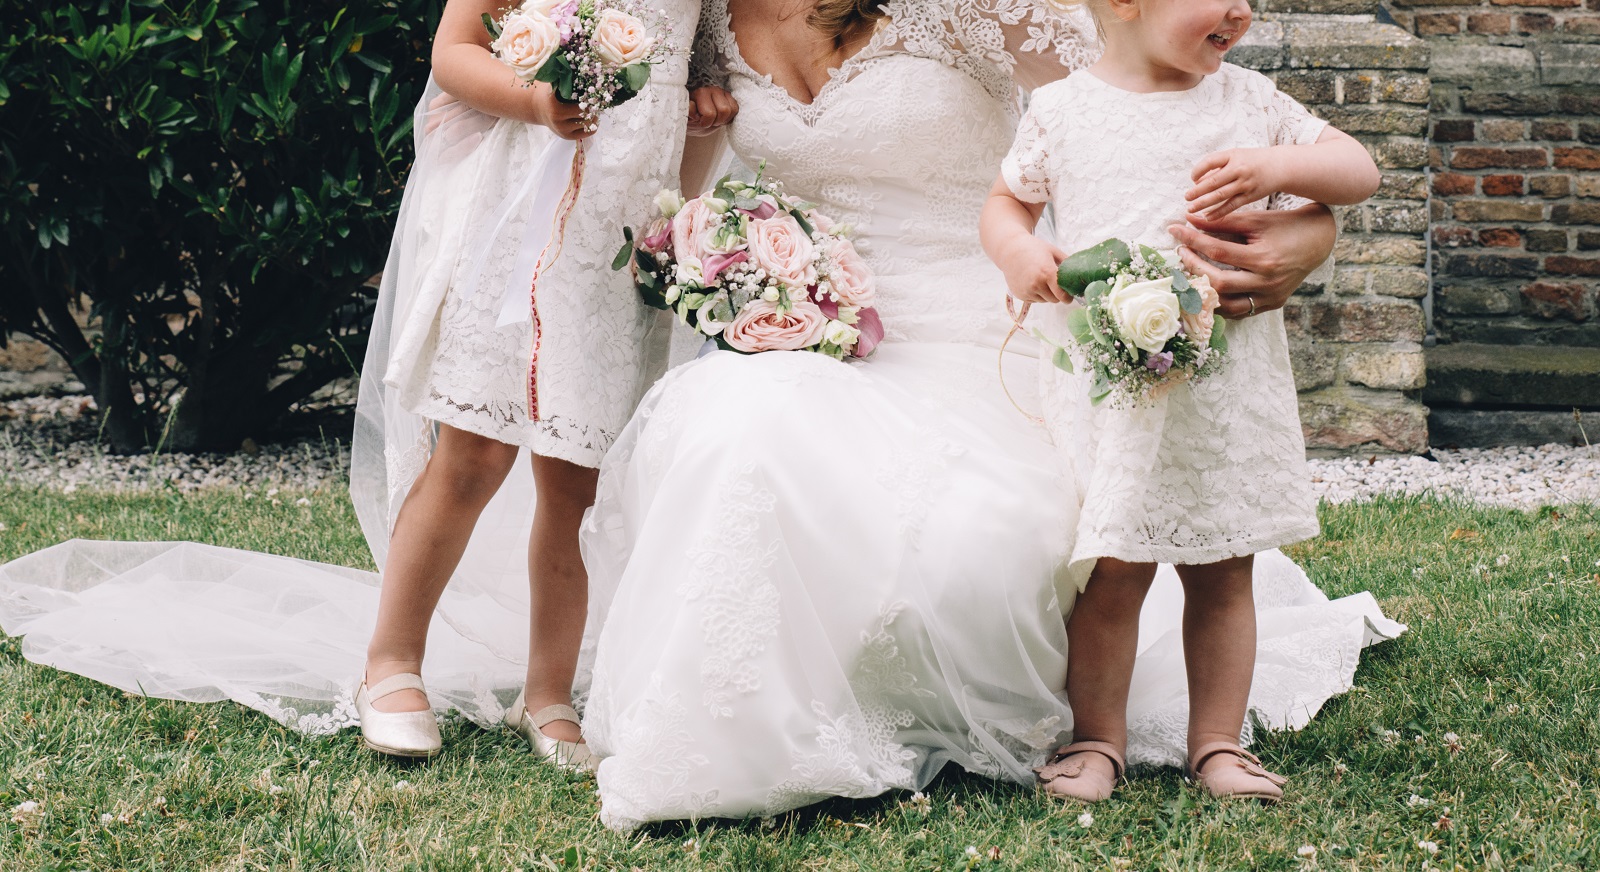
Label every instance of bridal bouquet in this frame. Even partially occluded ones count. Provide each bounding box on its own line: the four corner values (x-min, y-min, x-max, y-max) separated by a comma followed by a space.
485, 0, 665, 118
615, 169, 884, 358
1042, 238, 1227, 406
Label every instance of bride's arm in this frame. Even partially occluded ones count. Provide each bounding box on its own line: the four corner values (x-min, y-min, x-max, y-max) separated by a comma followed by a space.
1167, 204, 1338, 320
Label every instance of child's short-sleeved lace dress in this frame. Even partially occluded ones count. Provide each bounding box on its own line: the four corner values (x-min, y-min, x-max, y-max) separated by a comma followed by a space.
1001, 64, 1323, 568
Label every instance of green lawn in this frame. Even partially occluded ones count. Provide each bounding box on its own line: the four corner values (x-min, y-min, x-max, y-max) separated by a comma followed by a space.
1, 486, 1598, 870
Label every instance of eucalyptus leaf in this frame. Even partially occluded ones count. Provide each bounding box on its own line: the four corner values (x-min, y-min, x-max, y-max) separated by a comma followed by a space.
1051, 346, 1075, 374
1066, 306, 1093, 346
1056, 238, 1130, 297
1177, 288, 1201, 315
1209, 318, 1229, 352
612, 228, 634, 271
621, 62, 651, 92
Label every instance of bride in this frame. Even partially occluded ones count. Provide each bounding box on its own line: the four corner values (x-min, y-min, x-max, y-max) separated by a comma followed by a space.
0, 0, 1399, 834
576, 0, 1400, 830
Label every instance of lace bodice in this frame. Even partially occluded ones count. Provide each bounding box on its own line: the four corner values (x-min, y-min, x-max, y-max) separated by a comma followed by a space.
695, 0, 1097, 346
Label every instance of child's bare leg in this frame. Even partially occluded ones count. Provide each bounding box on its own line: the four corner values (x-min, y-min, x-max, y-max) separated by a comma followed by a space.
1174, 554, 1255, 762
364, 425, 519, 712
1058, 558, 1158, 785
521, 454, 599, 743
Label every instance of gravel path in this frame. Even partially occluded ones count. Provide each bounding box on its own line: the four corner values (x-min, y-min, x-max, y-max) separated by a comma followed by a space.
2, 396, 1596, 508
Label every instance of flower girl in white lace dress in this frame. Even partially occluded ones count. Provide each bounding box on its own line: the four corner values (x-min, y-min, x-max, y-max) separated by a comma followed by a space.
352, 0, 733, 764
980, 0, 1379, 802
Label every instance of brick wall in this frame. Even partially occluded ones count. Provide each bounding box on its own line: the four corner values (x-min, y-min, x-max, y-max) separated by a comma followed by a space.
1387, 0, 1600, 344
1237, 12, 1433, 453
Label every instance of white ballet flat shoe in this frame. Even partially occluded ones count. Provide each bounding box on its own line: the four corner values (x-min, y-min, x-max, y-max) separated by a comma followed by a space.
503, 691, 596, 774
355, 673, 442, 759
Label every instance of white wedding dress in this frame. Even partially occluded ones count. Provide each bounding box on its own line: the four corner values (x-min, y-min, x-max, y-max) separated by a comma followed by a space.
0, 0, 1401, 833
575, 0, 1402, 831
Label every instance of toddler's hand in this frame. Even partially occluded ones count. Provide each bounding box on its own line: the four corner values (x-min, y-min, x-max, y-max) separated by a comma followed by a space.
1186, 147, 1283, 220
997, 235, 1069, 304
528, 82, 596, 141
687, 86, 738, 136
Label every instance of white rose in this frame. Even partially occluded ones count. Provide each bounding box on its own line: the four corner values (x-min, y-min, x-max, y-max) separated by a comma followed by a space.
675, 255, 704, 286
1106, 276, 1181, 353
491, 12, 561, 77
591, 10, 654, 67
522, 0, 566, 15
823, 319, 860, 347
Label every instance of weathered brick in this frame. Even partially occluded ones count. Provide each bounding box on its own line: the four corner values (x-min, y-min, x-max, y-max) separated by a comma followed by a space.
1529, 174, 1572, 197
1335, 235, 1428, 266
1466, 12, 1512, 34
1299, 388, 1429, 454
1306, 299, 1427, 343
1577, 176, 1600, 197
1526, 228, 1571, 251
1371, 202, 1430, 233
1415, 12, 1462, 35
1289, 342, 1338, 392
1432, 119, 1476, 142
1478, 227, 1522, 247
1545, 255, 1600, 275
1450, 147, 1549, 169
1481, 119, 1527, 142
1577, 230, 1600, 249
1522, 281, 1597, 320
1452, 199, 1545, 222
1482, 174, 1526, 196
1533, 120, 1574, 141
1274, 71, 1336, 104
1444, 253, 1542, 277
1433, 172, 1476, 195
1579, 122, 1600, 145
1465, 91, 1556, 115
1371, 267, 1432, 298
1437, 283, 1518, 316
1539, 43, 1600, 85
1373, 139, 1429, 169
1377, 171, 1428, 200
1564, 16, 1600, 35
1433, 225, 1476, 248
1518, 13, 1557, 33
1552, 202, 1600, 223
1343, 346, 1428, 391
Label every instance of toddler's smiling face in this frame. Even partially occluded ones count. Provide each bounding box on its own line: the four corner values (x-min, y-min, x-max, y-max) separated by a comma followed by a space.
1089, 0, 1254, 87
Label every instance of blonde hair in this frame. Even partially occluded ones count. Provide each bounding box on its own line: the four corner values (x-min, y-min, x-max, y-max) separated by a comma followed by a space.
807, 0, 887, 50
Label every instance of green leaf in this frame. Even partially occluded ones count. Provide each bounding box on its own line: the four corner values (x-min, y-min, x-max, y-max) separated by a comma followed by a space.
612, 227, 635, 271
1056, 238, 1130, 297
789, 208, 814, 237
621, 62, 651, 92
1066, 306, 1093, 346
1089, 364, 1112, 405
1138, 243, 1164, 268
482, 12, 503, 39
1177, 288, 1201, 315
1209, 318, 1228, 352
1051, 346, 1074, 374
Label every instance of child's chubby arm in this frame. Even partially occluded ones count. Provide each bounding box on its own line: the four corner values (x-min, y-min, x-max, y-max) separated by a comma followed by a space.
980, 177, 1070, 304
432, 0, 592, 139
1184, 126, 1381, 220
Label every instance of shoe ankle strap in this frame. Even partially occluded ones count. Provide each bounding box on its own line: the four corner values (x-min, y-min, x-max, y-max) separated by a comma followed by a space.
368, 673, 427, 702
1044, 740, 1126, 780
1189, 741, 1260, 773
530, 704, 581, 730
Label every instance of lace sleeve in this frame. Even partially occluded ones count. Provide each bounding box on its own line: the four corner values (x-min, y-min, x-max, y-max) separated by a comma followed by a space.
947, 0, 1099, 91
1264, 81, 1328, 148
1000, 101, 1054, 203
688, 12, 729, 89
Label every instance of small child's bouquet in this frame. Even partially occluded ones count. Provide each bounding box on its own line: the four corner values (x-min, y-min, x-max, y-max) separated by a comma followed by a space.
1041, 238, 1227, 406
485, 0, 666, 120
616, 168, 884, 358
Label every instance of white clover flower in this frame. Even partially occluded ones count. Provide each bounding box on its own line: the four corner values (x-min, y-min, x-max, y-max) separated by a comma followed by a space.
965, 846, 980, 859
267, 488, 279, 497
1333, 761, 1349, 776
1418, 839, 1439, 855
10, 801, 41, 824
682, 838, 701, 853
268, 785, 285, 796
100, 813, 114, 824
1495, 554, 1511, 567
1408, 794, 1432, 807
1077, 811, 1095, 828
1297, 845, 1317, 858
395, 780, 411, 790
1443, 732, 1463, 753
295, 497, 310, 507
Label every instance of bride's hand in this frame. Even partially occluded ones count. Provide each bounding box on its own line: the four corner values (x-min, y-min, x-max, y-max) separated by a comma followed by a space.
1167, 203, 1336, 319
687, 86, 739, 135
997, 236, 1070, 304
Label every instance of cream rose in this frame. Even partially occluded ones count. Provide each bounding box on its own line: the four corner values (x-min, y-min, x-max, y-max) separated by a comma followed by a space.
723, 300, 828, 352
492, 12, 561, 77
591, 9, 654, 67
747, 215, 817, 289
1106, 276, 1182, 353
824, 239, 875, 308
522, 0, 568, 15
1179, 274, 1220, 347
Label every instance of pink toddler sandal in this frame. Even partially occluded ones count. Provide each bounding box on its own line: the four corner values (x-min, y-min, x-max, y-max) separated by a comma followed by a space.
1034, 741, 1125, 802
1186, 742, 1288, 803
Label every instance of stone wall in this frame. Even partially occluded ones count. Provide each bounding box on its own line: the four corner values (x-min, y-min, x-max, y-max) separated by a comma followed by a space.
1238, 8, 1434, 453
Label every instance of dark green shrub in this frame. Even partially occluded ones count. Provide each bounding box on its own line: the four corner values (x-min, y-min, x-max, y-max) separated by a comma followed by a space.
0, 1, 441, 452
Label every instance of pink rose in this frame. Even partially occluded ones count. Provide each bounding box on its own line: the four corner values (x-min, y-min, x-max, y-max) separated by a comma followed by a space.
672, 197, 740, 263
747, 215, 817, 289
823, 239, 875, 308
851, 307, 884, 357
1180, 274, 1220, 347
723, 300, 828, 352
638, 216, 672, 254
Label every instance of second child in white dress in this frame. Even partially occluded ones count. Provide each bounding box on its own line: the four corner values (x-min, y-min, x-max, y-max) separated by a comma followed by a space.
355, 0, 738, 765
979, 0, 1379, 802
